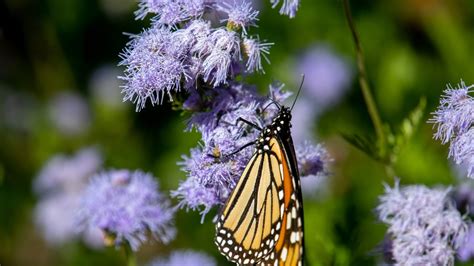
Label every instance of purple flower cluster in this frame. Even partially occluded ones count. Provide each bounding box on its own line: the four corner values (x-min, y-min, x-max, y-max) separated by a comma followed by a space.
430, 81, 474, 178
173, 83, 331, 219
458, 224, 474, 262
296, 141, 332, 197
121, 0, 322, 224
136, 0, 299, 21
120, 0, 277, 111
270, 0, 300, 18
377, 181, 467, 265
33, 147, 103, 247
173, 83, 284, 219
296, 141, 331, 177
148, 250, 216, 266
77, 170, 176, 251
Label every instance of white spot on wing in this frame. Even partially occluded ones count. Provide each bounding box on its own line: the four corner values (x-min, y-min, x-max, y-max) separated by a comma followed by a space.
281, 247, 288, 260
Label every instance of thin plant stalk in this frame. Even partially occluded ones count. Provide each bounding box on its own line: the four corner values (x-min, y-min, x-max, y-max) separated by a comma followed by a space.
124, 243, 137, 266
342, 0, 387, 156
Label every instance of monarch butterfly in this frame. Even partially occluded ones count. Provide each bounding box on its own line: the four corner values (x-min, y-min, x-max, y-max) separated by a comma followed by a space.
215, 98, 305, 265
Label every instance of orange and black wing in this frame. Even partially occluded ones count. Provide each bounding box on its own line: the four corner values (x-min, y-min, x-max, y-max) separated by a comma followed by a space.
215, 137, 304, 266
260, 137, 304, 266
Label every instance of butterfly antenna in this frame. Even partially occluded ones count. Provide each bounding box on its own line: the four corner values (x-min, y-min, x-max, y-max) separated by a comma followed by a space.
291, 74, 305, 111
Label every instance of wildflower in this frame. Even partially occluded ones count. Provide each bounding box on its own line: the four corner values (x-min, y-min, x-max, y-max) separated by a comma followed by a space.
294, 141, 332, 198
77, 170, 176, 251
33, 147, 103, 246
295, 45, 353, 111
34, 193, 80, 245
296, 141, 331, 178
290, 97, 316, 143
243, 37, 272, 73
219, 0, 259, 34
148, 250, 217, 266
452, 182, 474, 215
270, 0, 300, 18
135, 0, 210, 24
33, 147, 102, 195
430, 81, 474, 178
174, 83, 291, 219
376, 181, 467, 265
458, 223, 474, 262
119, 25, 190, 110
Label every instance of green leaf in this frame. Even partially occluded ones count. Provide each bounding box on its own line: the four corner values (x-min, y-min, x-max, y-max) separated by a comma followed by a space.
342, 133, 381, 161
388, 97, 427, 164
342, 97, 426, 167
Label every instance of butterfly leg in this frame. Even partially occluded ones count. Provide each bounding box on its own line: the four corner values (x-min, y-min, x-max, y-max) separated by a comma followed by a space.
207, 141, 255, 159
236, 117, 262, 131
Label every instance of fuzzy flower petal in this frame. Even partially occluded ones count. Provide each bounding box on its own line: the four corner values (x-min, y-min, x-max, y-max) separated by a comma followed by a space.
430, 82, 474, 144
174, 83, 293, 219
119, 25, 189, 110
33, 147, 102, 195
449, 128, 474, 177
148, 250, 217, 266
296, 45, 353, 110
34, 193, 81, 245
243, 37, 272, 73
136, 0, 210, 24
430, 81, 474, 178
270, 0, 300, 18
77, 170, 176, 251
295, 141, 331, 178
458, 223, 474, 262
377, 181, 467, 265
219, 0, 259, 34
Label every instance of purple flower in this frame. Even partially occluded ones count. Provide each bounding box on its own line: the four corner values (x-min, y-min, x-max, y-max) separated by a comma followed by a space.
34, 147, 102, 195
148, 250, 217, 266
270, 0, 300, 18
219, 0, 259, 34
77, 170, 176, 251
458, 223, 474, 262
377, 181, 467, 265
135, 0, 211, 23
290, 97, 316, 143
431, 82, 474, 144
296, 141, 331, 178
33, 147, 103, 247
121, 0, 284, 111
34, 193, 104, 248
295, 45, 353, 112
174, 83, 292, 219
430, 81, 474, 178
119, 25, 190, 111
295, 141, 331, 198
202, 29, 241, 86
243, 37, 272, 73
452, 182, 474, 216
34, 193, 81, 245
450, 128, 474, 177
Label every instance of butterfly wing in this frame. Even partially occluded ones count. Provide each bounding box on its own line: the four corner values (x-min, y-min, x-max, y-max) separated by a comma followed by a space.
260, 137, 304, 266
215, 142, 286, 264
215, 136, 304, 266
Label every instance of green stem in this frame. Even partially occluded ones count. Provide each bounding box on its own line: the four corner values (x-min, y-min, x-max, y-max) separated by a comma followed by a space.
342, 0, 387, 155
124, 243, 137, 266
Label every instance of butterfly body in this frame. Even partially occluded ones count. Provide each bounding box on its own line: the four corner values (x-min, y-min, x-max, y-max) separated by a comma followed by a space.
215, 106, 305, 266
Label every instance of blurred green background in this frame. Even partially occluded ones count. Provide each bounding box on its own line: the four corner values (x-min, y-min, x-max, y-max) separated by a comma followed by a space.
1, 0, 474, 265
